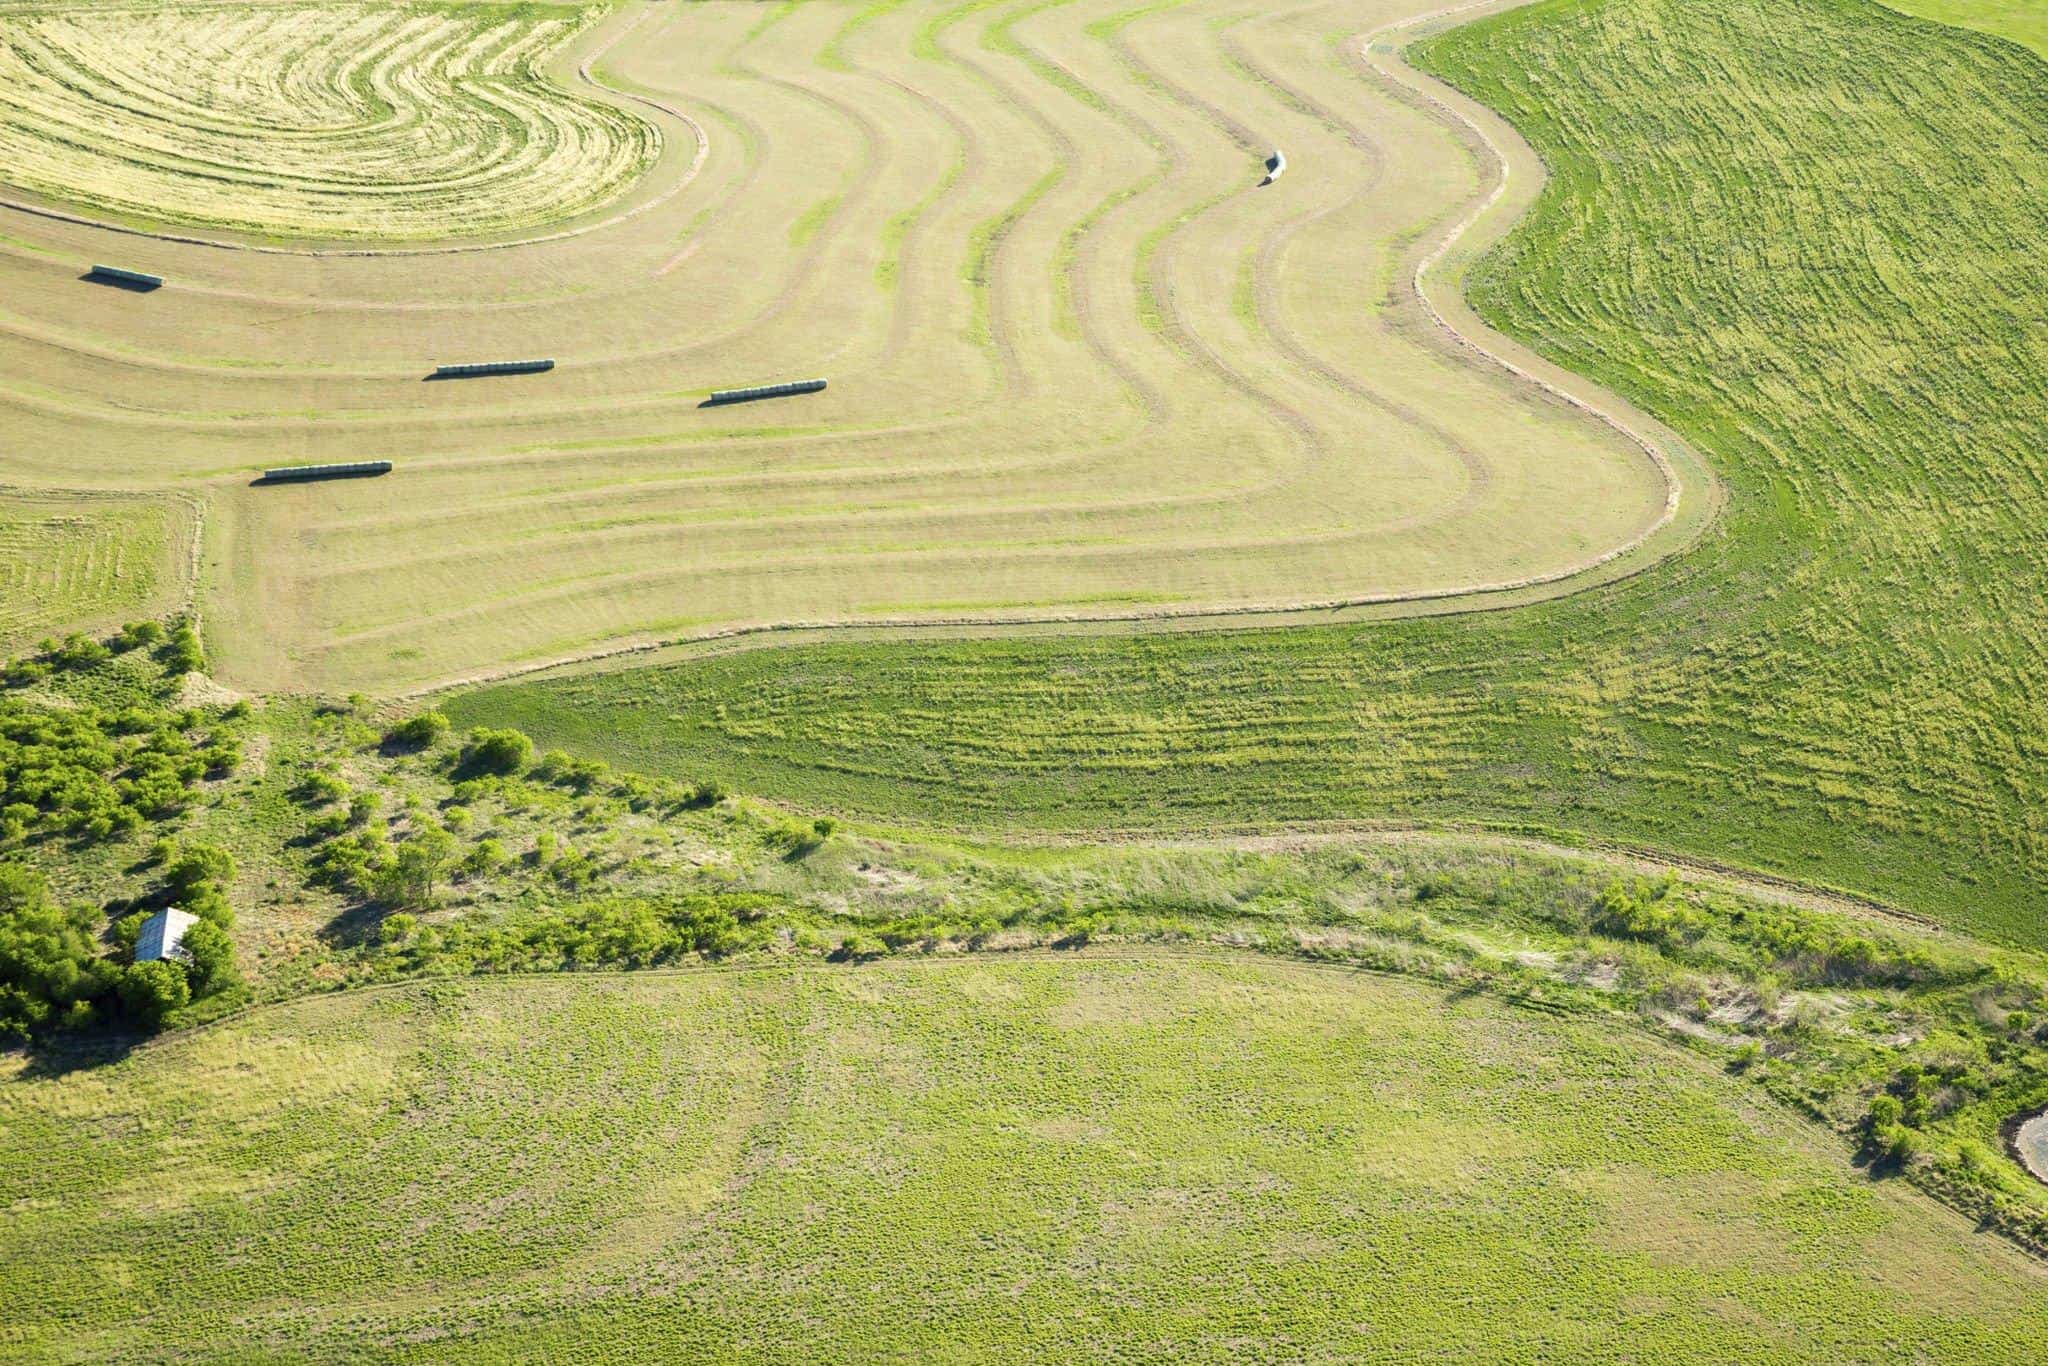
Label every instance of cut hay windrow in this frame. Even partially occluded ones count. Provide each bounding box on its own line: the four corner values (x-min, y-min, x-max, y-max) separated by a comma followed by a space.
0, 6, 660, 241
703, 378, 827, 406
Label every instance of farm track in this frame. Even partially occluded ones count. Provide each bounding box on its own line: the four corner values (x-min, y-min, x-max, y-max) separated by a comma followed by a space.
0, 0, 1694, 693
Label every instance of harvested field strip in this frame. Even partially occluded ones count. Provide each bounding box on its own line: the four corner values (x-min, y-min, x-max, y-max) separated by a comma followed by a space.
0, 0, 1688, 693
448, 0, 2048, 949
7, 957, 2048, 1356
0, 2, 660, 240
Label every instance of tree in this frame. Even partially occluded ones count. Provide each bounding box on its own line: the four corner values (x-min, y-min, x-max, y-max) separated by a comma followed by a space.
117, 959, 190, 1028
178, 918, 239, 996
0, 866, 111, 1039
384, 711, 450, 750
455, 727, 532, 777
164, 842, 236, 900
159, 624, 204, 676
371, 826, 458, 908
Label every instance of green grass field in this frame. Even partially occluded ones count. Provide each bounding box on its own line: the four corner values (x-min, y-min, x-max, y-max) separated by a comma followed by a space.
8, 955, 2048, 1360
1883, 0, 2048, 54
0, 491, 188, 651
451, 0, 2048, 950
6, 0, 2048, 1354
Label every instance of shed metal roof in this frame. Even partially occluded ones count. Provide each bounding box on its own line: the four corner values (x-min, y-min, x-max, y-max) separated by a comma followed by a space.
136, 908, 197, 963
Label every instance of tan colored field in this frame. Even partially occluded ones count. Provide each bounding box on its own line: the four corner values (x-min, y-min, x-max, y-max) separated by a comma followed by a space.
0, 2, 661, 241
0, 0, 1702, 693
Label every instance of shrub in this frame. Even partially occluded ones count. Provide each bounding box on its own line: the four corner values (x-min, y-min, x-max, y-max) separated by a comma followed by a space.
159, 624, 204, 676
384, 711, 450, 750
113, 621, 165, 652
831, 933, 886, 962
455, 727, 532, 777
306, 808, 349, 839
298, 771, 348, 807
0, 866, 112, 1039
49, 633, 109, 671
368, 826, 458, 909
764, 816, 825, 856
462, 838, 505, 878
117, 959, 190, 1028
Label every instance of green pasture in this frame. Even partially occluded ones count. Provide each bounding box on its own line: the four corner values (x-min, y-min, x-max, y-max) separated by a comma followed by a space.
0, 493, 185, 651
7, 956, 2048, 1360
451, 0, 2048, 948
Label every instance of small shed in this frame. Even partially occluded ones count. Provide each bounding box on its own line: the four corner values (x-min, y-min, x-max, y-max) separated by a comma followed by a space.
135, 908, 197, 963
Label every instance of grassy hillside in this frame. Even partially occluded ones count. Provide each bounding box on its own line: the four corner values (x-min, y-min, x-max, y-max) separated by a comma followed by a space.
6, 955, 2048, 1359
450, 0, 2048, 947
12, 632, 2048, 1272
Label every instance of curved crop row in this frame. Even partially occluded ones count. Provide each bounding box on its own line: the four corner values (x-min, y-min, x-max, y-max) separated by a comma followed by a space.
0, 2, 660, 239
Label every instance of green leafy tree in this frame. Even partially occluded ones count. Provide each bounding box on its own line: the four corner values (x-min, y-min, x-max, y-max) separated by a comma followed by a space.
455, 727, 533, 777
117, 959, 190, 1028
385, 711, 450, 750
159, 624, 204, 676
371, 826, 459, 908
178, 918, 239, 997
164, 842, 236, 900
0, 866, 112, 1039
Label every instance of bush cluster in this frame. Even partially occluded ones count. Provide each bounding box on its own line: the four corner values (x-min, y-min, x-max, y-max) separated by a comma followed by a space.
0, 847, 240, 1040
0, 632, 240, 846
372, 892, 777, 975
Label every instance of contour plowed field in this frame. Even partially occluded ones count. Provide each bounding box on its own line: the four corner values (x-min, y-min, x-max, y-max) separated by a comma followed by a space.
0, 0, 1687, 692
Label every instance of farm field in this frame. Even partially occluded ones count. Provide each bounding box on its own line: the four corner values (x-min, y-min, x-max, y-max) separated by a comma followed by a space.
3, 0, 2048, 1354
0, 0, 1692, 693
0, 490, 189, 650
0, 2, 662, 241
1882, 0, 2048, 53
7, 955, 2048, 1359
452, 0, 2048, 948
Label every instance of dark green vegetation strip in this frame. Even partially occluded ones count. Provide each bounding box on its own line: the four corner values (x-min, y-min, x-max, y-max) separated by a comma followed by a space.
9, 957, 2048, 1359
450, 0, 2048, 947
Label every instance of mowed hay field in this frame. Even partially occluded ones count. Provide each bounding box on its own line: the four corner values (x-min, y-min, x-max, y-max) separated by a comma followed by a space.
7, 955, 2048, 1360
0, 490, 190, 650
452, 0, 2048, 945
0, 0, 1686, 693
0, 2, 662, 241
